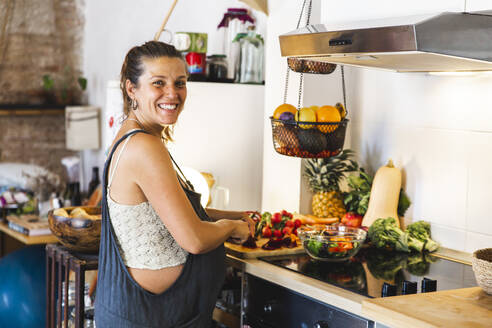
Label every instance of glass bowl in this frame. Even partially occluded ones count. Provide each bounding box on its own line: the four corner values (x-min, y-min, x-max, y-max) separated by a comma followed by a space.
298, 225, 367, 262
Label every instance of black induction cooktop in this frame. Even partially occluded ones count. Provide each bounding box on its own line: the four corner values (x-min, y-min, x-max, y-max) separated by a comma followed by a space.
260, 247, 477, 298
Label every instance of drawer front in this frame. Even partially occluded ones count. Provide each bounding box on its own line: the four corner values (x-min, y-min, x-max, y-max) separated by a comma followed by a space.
244, 274, 372, 328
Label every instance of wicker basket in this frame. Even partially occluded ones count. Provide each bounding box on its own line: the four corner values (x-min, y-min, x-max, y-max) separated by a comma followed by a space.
472, 248, 492, 295
270, 117, 348, 158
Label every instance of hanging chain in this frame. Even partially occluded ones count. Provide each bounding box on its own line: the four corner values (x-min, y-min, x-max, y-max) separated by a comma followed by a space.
283, 67, 290, 104
297, 73, 304, 110
296, 0, 308, 29
341, 66, 347, 113
306, 0, 313, 25
283, 0, 310, 104
295, 0, 312, 110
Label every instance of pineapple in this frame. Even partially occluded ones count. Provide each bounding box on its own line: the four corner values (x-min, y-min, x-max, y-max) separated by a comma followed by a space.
304, 150, 358, 219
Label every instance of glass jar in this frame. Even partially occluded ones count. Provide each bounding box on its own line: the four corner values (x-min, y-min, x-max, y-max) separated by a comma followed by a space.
235, 30, 264, 84
207, 55, 229, 82
217, 8, 255, 80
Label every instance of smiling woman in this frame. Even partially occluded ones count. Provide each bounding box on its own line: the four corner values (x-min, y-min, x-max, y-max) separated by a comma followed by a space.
95, 41, 255, 328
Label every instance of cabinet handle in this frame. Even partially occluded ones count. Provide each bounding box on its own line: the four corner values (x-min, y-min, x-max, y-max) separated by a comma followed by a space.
263, 304, 272, 313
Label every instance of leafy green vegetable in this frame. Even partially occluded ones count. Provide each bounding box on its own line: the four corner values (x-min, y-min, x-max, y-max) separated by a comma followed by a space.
307, 240, 323, 256
343, 167, 412, 217
398, 189, 412, 217
368, 217, 425, 253
343, 168, 372, 215
406, 220, 439, 252
255, 212, 271, 238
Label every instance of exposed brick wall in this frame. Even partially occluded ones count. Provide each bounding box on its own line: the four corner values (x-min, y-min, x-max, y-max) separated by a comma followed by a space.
0, 114, 76, 181
0, 0, 83, 181
0, 0, 85, 105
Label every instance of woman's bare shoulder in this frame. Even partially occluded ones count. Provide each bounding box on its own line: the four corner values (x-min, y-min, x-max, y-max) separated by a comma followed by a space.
126, 133, 172, 168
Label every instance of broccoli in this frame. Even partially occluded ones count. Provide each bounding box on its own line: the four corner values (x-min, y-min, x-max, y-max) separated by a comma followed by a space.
368, 217, 425, 253
406, 220, 440, 252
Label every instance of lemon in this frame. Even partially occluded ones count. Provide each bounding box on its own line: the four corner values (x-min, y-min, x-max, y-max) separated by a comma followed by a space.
295, 107, 317, 129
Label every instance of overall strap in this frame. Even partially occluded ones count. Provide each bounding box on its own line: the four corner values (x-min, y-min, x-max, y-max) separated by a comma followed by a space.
168, 152, 195, 191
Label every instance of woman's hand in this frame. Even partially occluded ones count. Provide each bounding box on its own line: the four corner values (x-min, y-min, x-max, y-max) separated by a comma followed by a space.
229, 220, 251, 244
240, 213, 256, 238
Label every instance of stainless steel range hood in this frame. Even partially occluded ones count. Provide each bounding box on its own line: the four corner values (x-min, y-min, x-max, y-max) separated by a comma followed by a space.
279, 11, 492, 72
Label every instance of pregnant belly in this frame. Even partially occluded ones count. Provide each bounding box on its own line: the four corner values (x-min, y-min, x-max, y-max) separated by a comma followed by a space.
128, 264, 185, 294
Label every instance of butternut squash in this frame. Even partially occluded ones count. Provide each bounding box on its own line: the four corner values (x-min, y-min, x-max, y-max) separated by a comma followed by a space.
362, 159, 402, 228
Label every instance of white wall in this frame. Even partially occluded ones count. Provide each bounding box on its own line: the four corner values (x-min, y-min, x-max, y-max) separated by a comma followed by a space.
82, 0, 266, 210
262, 0, 492, 253
261, 0, 306, 214
169, 82, 264, 211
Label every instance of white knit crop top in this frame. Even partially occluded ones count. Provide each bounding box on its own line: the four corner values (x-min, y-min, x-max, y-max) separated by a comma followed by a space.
107, 131, 188, 269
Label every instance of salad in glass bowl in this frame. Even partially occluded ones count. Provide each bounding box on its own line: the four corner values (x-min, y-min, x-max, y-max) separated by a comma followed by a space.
298, 225, 367, 262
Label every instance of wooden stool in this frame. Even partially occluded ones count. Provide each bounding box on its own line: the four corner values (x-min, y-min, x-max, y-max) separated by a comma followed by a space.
45, 244, 98, 328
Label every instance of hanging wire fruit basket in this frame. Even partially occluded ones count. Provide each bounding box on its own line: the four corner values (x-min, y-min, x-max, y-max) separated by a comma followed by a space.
270, 0, 349, 159
271, 118, 348, 158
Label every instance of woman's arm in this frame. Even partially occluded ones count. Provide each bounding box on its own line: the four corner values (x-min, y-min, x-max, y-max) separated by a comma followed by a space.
128, 134, 251, 254
206, 208, 257, 237
205, 208, 247, 221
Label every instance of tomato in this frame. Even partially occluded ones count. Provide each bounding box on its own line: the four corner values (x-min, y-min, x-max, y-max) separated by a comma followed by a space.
285, 220, 294, 228
272, 212, 282, 224
294, 219, 302, 228
282, 227, 293, 236
273, 229, 282, 238
262, 226, 272, 238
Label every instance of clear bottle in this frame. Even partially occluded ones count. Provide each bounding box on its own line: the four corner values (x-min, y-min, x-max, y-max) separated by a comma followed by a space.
87, 167, 100, 197
236, 29, 264, 84
217, 8, 255, 80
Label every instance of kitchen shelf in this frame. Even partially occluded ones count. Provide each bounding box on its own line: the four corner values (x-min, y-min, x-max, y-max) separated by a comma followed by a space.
0, 104, 66, 116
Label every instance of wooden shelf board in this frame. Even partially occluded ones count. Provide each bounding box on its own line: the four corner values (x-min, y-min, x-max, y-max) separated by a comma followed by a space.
0, 109, 65, 116
0, 222, 58, 245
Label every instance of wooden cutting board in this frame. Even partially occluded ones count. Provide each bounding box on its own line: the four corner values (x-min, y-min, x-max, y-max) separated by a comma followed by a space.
362, 287, 492, 328
224, 238, 305, 259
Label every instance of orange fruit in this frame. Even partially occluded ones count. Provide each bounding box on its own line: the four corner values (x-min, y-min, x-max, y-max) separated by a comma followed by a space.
316, 105, 341, 133
273, 103, 297, 119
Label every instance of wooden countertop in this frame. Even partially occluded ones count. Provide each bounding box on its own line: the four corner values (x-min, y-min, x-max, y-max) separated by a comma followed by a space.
0, 222, 58, 245
362, 287, 492, 328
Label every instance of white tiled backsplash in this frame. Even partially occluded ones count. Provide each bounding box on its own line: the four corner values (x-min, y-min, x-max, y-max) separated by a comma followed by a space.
262, 0, 492, 253
342, 69, 492, 253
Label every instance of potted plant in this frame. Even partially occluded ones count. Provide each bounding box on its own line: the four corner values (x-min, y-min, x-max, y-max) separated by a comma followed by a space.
42, 66, 87, 106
